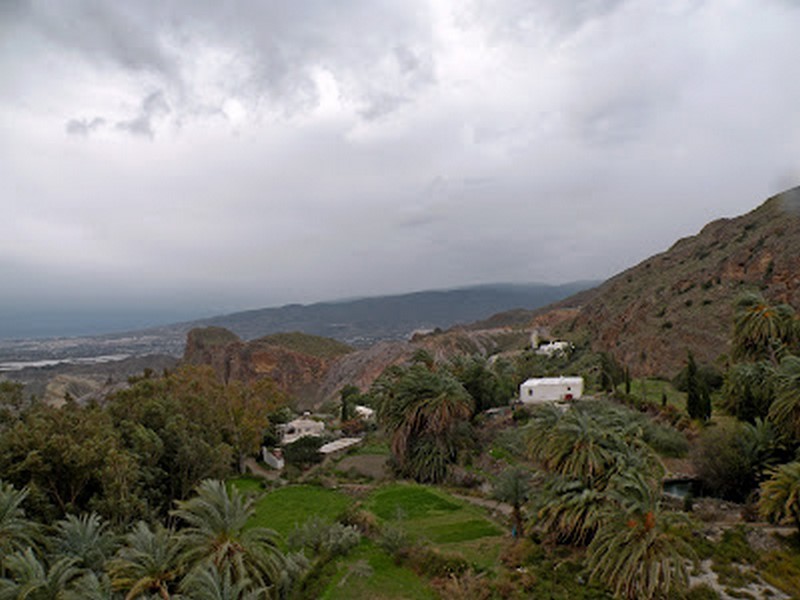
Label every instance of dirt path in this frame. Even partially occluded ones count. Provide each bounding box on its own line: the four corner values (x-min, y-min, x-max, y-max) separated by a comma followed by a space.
242, 458, 280, 480
451, 493, 513, 517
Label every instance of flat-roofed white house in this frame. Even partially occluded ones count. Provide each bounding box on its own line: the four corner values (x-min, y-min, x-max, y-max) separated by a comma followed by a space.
519, 376, 584, 404
278, 418, 325, 445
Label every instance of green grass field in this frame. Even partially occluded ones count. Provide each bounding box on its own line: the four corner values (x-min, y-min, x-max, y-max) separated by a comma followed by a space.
229, 480, 505, 593
320, 541, 436, 600
367, 483, 504, 569
369, 484, 461, 520
230, 481, 352, 539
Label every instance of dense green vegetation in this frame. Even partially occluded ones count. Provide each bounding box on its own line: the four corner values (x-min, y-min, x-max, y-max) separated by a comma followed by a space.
0, 365, 286, 522
5, 291, 800, 598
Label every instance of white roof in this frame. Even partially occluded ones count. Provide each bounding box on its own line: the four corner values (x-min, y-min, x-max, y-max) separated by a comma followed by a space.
522, 376, 583, 386
283, 418, 324, 429
319, 437, 362, 454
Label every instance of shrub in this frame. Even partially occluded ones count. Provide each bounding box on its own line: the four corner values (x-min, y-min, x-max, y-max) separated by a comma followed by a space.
409, 547, 469, 578
287, 516, 360, 558
643, 422, 690, 458
512, 406, 532, 424
340, 504, 378, 536
692, 423, 759, 501
433, 569, 492, 600
282, 436, 324, 469
499, 538, 543, 568
377, 525, 412, 563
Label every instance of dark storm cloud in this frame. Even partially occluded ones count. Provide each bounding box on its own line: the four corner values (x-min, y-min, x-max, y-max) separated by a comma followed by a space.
13, 0, 439, 129
65, 117, 106, 136
2, 0, 800, 325
115, 91, 171, 138
20, 1, 178, 77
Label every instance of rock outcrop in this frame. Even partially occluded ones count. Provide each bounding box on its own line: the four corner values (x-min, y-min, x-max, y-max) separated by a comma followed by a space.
182, 325, 531, 409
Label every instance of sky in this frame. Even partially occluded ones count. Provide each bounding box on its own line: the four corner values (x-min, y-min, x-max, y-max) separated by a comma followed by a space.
2, 0, 800, 336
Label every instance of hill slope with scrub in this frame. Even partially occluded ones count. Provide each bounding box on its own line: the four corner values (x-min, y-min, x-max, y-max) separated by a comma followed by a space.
480, 186, 800, 378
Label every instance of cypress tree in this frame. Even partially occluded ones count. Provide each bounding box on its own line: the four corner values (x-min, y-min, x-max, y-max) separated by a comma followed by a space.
686, 351, 702, 420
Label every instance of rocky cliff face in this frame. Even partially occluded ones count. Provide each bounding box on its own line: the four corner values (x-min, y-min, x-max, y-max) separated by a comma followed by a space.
183, 328, 349, 405
183, 325, 531, 409
547, 187, 800, 376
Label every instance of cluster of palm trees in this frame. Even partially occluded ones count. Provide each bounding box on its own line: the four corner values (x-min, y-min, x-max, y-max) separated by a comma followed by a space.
720, 293, 800, 529
526, 401, 694, 600
372, 351, 475, 483
0, 479, 299, 599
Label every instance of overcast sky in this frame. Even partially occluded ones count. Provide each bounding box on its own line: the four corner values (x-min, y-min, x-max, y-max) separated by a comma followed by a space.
2, 0, 799, 334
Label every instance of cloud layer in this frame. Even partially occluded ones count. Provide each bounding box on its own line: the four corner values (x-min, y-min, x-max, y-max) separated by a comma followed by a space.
2, 0, 799, 330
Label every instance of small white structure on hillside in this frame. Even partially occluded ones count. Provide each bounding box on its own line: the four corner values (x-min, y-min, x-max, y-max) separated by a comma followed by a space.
519, 376, 583, 404
354, 404, 375, 420
279, 418, 325, 445
262, 447, 285, 470
536, 341, 572, 357
320, 437, 362, 455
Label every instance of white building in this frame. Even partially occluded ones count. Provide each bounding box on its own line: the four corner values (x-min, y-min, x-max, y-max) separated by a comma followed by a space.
519, 376, 584, 404
353, 404, 375, 420
261, 447, 285, 470
535, 341, 572, 357
278, 418, 325, 445
319, 437, 363, 455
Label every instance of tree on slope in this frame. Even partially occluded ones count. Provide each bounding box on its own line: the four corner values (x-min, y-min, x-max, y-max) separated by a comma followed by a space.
685, 352, 710, 421
493, 467, 531, 539
171, 480, 284, 593
0, 481, 38, 566
0, 547, 82, 600
759, 461, 800, 534
732, 292, 798, 365
50, 513, 118, 576
108, 521, 184, 599
588, 472, 693, 600
179, 564, 266, 600
768, 356, 800, 442
374, 364, 473, 483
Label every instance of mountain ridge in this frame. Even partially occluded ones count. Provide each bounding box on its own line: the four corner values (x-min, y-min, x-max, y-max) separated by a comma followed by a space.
508, 186, 800, 377
0, 281, 596, 363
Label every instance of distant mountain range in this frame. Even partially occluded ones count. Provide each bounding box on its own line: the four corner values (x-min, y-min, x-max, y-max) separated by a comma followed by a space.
7, 186, 800, 406
0, 282, 597, 363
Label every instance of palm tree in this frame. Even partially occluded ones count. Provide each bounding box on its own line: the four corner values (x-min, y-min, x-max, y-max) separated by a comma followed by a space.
170, 480, 284, 593
493, 467, 531, 539
732, 293, 797, 364
723, 360, 776, 422
178, 565, 266, 600
587, 506, 693, 600
588, 470, 694, 599
759, 461, 800, 533
768, 356, 800, 441
376, 365, 473, 482
63, 573, 119, 600
50, 513, 118, 575
0, 547, 83, 600
535, 476, 607, 545
528, 404, 627, 487
108, 521, 183, 600
0, 481, 38, 562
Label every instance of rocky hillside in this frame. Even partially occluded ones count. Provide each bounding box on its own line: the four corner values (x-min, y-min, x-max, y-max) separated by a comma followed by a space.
182, 325, 530, 409
182, 187, 800, 396
542, 186, 800, 376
